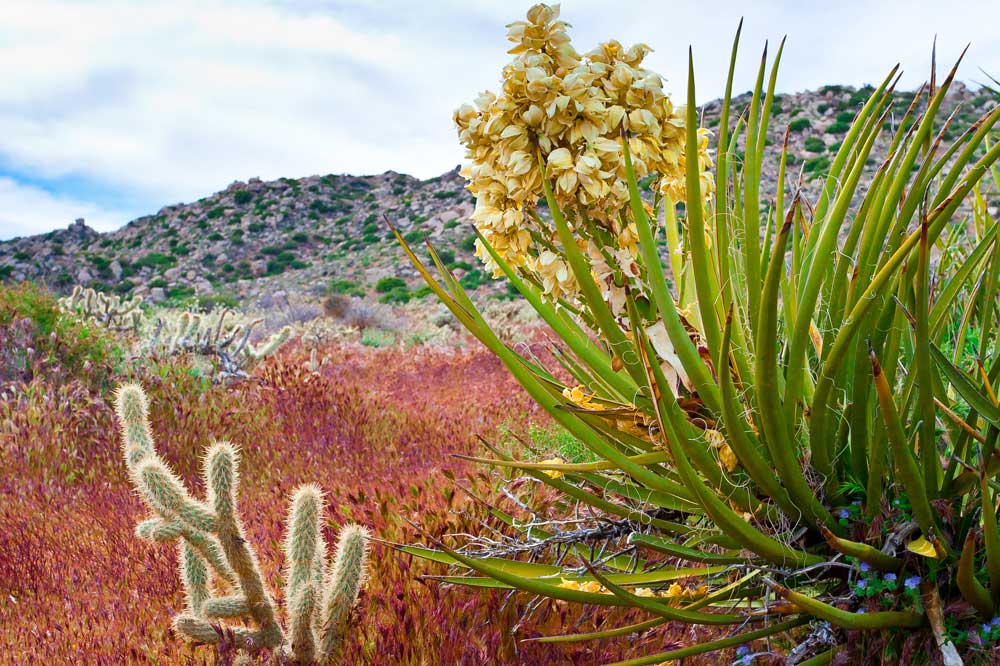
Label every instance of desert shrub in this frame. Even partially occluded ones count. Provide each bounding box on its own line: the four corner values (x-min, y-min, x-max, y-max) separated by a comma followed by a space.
803, 137, 825, 152
459, 235, 477, 252
403, 229, 426, 244
195, 291, 239, 311
826, 120, 851, 134
378, 286, 411, 304
375, 276, 406, 293
322, 293, 352, 319
0, 282, 121, 385
233, 189, 253, 205
327, 278, 366, 298
399, 4, 1000, 663
803, 155, 831, 174
206, 206, 225, 219
137, 252, 177, 269
360, 328, 394, 347
788, 117, 811, 132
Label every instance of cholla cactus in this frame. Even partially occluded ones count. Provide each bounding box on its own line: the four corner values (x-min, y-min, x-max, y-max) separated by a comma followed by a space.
115, 383, 369, 663
58, 285, 142, 333
145, 309, 292, 381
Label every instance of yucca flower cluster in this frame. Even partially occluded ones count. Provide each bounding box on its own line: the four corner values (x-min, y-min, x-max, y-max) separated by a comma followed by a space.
455, 3, 712, 316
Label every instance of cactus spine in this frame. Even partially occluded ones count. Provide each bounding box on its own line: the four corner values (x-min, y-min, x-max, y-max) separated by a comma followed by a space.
115, 383, 369, 663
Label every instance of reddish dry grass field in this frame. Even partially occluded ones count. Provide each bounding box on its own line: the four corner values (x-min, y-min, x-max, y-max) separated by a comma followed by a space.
0, 340, 730, 665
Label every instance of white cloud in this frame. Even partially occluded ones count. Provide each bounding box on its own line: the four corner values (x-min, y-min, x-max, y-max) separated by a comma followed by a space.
0, 0, 997, 239
0, 177, 133, 239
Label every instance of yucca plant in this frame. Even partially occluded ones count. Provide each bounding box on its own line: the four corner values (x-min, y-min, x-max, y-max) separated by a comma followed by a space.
395, 4, 1000, 663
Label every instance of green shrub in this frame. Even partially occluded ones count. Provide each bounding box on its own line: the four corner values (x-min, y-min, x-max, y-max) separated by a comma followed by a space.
788, 117, 811, 132
196, 291, 239, 311
375, 276, 407, 293
803, 137, 825, 153
378, 287, 411, 304
137, 252, 176, 269
403, 229, 427, 244
328, 278, 365, 297
803, 156, 831, 176
0, 282, 121, 382
233, 189, 253, 205
206, 206, 225, 219
825, 120, 850, 134
360, 328, 394, 347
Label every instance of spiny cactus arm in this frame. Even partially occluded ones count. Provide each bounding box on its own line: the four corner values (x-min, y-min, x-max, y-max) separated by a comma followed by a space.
115, 384, 156, 469
318, 524, 370, 659
181, 541, 210, 614
232, 319, 263, 358
284, 485, 323, 610
311, 536, 328, 636
211, 309, 232, 347
247, 326, 292, 360
218, 323, 244, 351
288, 583, 318, 664
173, 614, 221, 644
202, 595, 251, 619
169, 313, 190, 353
137, 459, 218, 533
145, 319, 165, 353
181, 315, 203, 350
205, 442, 284, 649
136, 517, 184, 541
284, 485, 323, 663
137, 517, 238, 587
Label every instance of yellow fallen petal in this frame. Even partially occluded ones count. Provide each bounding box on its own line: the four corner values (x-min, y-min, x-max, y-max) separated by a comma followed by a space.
719, 443, 738, 472
809, 319, 823, 356
538, 458, 565, 479
906, 536, 939, 558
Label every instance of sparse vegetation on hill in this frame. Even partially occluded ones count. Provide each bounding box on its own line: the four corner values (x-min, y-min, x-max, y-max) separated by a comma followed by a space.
1, 83, 995, 308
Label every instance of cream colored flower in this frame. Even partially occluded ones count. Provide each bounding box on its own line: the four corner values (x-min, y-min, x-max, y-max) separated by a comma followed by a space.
454, 3, 714, 332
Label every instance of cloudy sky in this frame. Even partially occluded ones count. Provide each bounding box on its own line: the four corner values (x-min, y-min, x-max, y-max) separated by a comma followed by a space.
0, 0, 998, 239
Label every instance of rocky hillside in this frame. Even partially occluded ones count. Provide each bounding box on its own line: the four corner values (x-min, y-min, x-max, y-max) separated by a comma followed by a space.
1, 83, 996, 305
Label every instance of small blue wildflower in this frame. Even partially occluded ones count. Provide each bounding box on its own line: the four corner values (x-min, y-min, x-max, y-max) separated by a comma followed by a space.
982, 623, 992, 635
904, 576, 920, 590
856, 609, 866, 614
735, 646, 749, 657
884, 573, 897, 582
835, 509, 850, 519
991, 617, 1000, 628
736, 657, 753, 666
856, 580, 867, 590
859, 562, 871, 573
